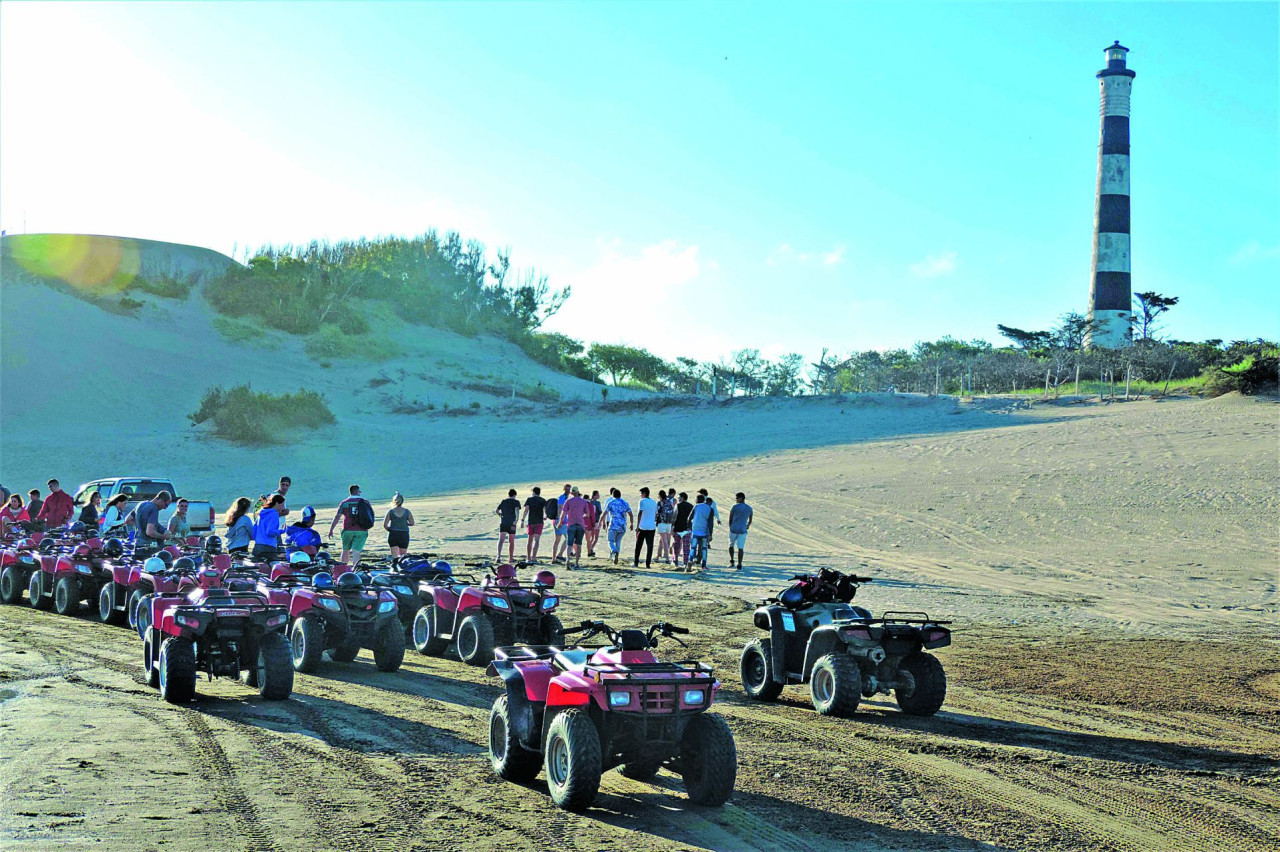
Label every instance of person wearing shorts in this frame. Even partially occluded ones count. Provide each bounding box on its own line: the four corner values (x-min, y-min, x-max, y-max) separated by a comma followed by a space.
521, 487, 547, 562
558, 487, 591, 569
672, 492, 693, 569
495, 489, 521, 563
728, 492, 753, 570
550, 483, 572, 564
384, 493, 415, 558
655, 489, 675, 564
586, 490, 603, 557
329, 484, 372, 567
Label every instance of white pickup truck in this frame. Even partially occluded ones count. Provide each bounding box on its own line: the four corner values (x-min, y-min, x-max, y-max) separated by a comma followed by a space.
73, 477, 216, 533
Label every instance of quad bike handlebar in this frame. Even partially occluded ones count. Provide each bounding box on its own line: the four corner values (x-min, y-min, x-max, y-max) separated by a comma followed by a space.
562, 620, 691, 648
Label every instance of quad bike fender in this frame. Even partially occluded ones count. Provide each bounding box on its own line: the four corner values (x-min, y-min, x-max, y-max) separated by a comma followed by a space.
546, 673, 595, 708
111, 564, 137, 585
756, 605, 791, 685
801, 626, 848, 682
40, 555, 59, 574
209, 554, 232, 573
455, 586, 484, 612
491, 661, 541, 748
289, 589, 319, 618
0, 551, 14, 568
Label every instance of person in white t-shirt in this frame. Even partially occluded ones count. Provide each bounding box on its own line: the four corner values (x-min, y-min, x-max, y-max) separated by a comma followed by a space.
633, 487, 658, 569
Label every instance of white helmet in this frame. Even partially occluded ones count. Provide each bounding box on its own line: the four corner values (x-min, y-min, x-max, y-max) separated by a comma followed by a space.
289, 551, 312, 565
143, 556, 166, 573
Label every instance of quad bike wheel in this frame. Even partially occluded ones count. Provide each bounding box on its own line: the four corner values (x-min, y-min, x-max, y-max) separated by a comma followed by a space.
127, 588, 146, 633
489, 695, 540, 782
256, 633, 294, 701
135, 596, 154, 642
810, 654, 861, 717
330, 640, 361, 663
544, 709, 602, 811
895, 653, 947, 716
54, 576, 81, 616
740, 638, 783, 702
679, 713, 737, 806
0, 566, 25, 604
373, 618, 405, 672
159, 637, 197, 704
98, 581, 126, 625
541, 614, 564, 645
619, 750, 665, 781
290, 615, 325, 673
412, 607, 449, 655
143, 631, 160, 688
28, 573, 51, 610
456, 613, 496, 666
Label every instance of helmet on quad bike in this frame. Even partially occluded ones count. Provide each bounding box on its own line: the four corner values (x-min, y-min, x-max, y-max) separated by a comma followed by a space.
534, 569, 556, 588
69, 521, 87, 535
431, 560, 452, 576
312, 572, 334, 589
779, 583, 806, 609
39, 538, 57, 554
156, 550, 174, 567
173, 556, 197, 573
289, 550, 312, 565
335, 572, 363, 589
143, 556, 167, 574
204, 535, 223, 554
103, 538, 124, 559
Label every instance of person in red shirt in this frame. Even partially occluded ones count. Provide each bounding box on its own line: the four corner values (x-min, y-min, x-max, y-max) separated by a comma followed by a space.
0, 493, 31, 534
558, 487, 592, 570
35, 479, 74, 529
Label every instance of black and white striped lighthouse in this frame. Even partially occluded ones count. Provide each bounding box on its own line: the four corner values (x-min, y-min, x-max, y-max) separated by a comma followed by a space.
1087, 41, 1135, 348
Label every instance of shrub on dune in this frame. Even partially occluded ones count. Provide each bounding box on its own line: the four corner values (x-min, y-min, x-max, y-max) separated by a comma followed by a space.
189, 384, 335, 445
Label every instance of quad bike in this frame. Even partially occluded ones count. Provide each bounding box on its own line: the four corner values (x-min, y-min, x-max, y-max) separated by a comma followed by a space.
26, 530, 110, 616
141, 566, 293, 703
359, 553, 445, 633
108, 538, 230, 627
740, 568, 952, 717
259, 563, 402, 673
412, 560, 562, 666
487, 620, 735, 811
0, 535, 44, 605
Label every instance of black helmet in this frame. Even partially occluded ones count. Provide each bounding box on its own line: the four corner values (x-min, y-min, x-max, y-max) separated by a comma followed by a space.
103, 538, 124, 559
779, 583, 806, 609
39, 538, 57, 554
173, 556, 197, 573
335, 572, 363, 589
204, 535, 223, 554
69, 521, 87, 535
156, 551, 175, 567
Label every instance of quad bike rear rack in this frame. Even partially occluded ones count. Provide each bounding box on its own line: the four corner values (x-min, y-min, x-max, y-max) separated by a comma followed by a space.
872, 611, 952, 626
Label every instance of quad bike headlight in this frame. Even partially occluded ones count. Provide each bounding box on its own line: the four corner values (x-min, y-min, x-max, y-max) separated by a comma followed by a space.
378, 600, 397, 613
541, 595, 559, 610
319, 597, 342, 612
76, 563, 94, 574
608, 691, 632, 707
394, 585, 414, 596
683, 689, 706, 706
175, 614, 202, 629
486, 596, 510, 611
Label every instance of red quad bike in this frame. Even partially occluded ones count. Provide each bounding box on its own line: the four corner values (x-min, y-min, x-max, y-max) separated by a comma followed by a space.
114, 539, 228, 629
486, 620, 736, 811
412, 561, 562, 666
142, 567, 294, 703
0, 534, 44, 605
740, 567, 953, 717
26, 527, 106, 616
131, 557, 207, 640
281, 571, 403, 673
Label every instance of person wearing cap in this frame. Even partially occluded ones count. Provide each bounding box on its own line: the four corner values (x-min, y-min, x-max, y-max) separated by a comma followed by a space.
384, 493, 415, 558
286, 505, 323, 555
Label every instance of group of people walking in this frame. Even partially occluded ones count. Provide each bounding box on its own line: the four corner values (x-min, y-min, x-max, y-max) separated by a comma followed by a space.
497, 484, 753, 571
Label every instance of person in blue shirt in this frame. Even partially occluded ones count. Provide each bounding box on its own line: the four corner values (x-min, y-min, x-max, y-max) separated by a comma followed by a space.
689, 494, 715, 570
134, 491, 173, 554
602, 488, 633, 565
728, 492, 753, 570
285, 505, 323, 556
223, 497, 255, 554
252, 494, 286, 560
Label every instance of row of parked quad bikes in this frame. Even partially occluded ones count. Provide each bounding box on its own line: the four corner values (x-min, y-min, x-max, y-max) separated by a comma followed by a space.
0, 522, 953, 812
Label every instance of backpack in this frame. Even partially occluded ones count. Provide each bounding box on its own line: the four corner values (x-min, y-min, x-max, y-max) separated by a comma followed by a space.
656, 498, 675, 525
349, 497, 375, 530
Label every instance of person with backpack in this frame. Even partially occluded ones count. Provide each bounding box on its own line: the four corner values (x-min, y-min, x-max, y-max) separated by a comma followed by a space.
328, 484, 375, 567
655, 489, 676, 565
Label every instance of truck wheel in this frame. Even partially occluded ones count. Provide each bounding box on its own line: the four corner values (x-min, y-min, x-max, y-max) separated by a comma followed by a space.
28, 573, 51, 610
541, 614, 564, 645
330, 640, 361, 663
895, 653, 947, 716
143, 631, 160, 688
619, 751, 665, 781
740, 638, 783, 701
412, 607, 449, 655
98, 582, 125, 624
54, 576, 80, 616
159, 637, 197, 704
544, 709, 601, 811
373, 618, 405, 672
257, 633, 294, 700
127, 588, 145, 632
489, 695, 540, 782
0, 567, 24, 604
680, 713, 737, 806
810, 654, 861, 717
290, 615, 325, 673
456, 613, 496, 666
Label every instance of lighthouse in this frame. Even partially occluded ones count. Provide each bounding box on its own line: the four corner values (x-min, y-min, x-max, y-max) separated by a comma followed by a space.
1087, 41, 1136, 348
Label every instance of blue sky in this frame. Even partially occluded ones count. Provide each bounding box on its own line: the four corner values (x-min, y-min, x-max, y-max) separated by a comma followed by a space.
2, 2, 1276, 362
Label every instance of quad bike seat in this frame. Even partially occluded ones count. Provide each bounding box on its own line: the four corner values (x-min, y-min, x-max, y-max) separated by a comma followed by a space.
553, 648, 593, 671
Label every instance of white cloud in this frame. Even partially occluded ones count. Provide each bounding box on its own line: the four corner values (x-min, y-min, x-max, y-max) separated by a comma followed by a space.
768, 242, 846, 268
1230, 240, 1280, 266
584, 239, 701, 292
909, 251, 959, 278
